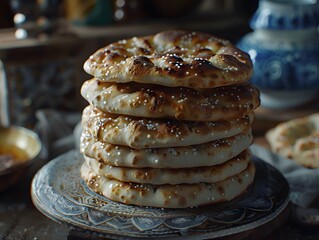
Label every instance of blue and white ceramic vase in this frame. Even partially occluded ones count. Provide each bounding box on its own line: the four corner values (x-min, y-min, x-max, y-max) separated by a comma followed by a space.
237, 0, 319, 108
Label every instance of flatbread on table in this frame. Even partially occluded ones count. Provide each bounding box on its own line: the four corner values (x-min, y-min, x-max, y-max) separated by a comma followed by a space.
293, 133, 319, 168
266, 113, 319, 168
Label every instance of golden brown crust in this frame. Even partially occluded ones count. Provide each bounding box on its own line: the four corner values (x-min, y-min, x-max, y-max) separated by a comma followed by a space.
81, 79, 260, 121
84, 30, 253, 88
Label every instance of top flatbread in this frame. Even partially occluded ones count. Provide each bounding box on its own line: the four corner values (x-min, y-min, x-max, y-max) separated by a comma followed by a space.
83, 30, 253, 88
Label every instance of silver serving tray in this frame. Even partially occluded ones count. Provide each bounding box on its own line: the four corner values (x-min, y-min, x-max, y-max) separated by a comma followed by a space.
31, 150, 289, 239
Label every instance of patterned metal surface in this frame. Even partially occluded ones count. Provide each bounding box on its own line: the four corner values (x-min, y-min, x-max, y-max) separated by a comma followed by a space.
31, 150, 289, 239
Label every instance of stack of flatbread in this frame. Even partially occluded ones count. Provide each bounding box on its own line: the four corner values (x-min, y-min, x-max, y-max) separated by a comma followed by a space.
79, 30, 260, 208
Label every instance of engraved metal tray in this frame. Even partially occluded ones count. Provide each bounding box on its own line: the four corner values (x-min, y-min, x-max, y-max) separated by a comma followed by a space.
31, 150, 289, 239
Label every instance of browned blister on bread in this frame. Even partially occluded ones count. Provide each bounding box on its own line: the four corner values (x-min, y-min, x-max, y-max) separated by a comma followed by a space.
84, 30, 253, 88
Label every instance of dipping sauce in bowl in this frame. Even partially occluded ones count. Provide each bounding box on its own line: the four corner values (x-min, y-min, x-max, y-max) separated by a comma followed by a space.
0, 126, 41, 190
0, 145, 29, 172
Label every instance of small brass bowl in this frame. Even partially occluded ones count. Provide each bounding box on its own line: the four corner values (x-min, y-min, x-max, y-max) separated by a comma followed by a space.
0, 125, 41, 191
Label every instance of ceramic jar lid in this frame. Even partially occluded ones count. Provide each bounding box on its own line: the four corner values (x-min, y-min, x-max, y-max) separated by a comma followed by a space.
250, 0, 319, 30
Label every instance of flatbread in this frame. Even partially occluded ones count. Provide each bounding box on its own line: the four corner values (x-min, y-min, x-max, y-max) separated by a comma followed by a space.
81, 79, 260, 121
293, 133, 319, 168
80, 160, 255, 208
83, 30, 253, 88
84, 149, 251, 185
80, 129, 253, 168
266, 113, 319, 168
81, 105, 254, 149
